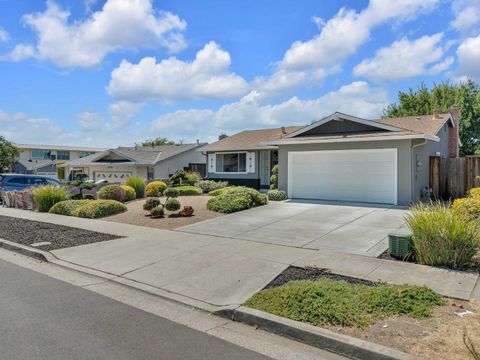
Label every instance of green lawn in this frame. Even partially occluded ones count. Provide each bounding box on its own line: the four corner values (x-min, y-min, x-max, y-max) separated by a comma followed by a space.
245, 278, 445, 328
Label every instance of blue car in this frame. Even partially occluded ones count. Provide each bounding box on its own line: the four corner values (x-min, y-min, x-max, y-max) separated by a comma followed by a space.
0, 174, 61, 192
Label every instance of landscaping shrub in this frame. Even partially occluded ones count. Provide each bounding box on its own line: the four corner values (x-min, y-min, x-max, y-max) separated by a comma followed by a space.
125, 176, 145, 198
163, 187, 180, 198
143, 197, 160, 211
72, 200, 127, 219
453, 197, 480, 221
267, 189, 287, 201
97, 184, 126, 202
207, 193, 253, 214
467, 187, 480, 198
32, 185, 70, 212
145, 180, 167, 197
150, 206, 164, 218
194, 180, 228, 193
245, 278, 444, 328
209, 186, 267, 207
49, 200, 90, 216
184, 171, 202, 186
175, 185, 203, 196
165, 198, 181, 211
169, 169, 186, 186
79, 182, 96, 190
406, 202, 480, 269
270, 164, 279, 190
121, 185, 136, 202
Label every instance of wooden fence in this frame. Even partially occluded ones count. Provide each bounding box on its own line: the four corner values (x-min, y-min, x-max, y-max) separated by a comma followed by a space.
429, 156, 480, 199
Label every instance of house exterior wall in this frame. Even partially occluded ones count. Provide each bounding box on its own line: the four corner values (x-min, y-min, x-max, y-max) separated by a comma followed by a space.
154, 149, 206, 179
277, 140, 414, 205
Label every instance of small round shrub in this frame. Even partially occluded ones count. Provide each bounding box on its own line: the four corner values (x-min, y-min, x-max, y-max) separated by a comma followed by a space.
267, 189, 288, 201
125, 176, 145, 198
175, 186, 203, 196
72, 200, 127, 218
467, 187, 480, 198
184, 171, 202, 185
49, 200, 91, 216
195, 180, 228, 193
165, 198, 181, 211
79, 182, 96, 190
150, 206, 165, 218
270, 164, 279, 189
145, 180, 167, 197
207, 193, 253, 214
121, 185, 136, 202
257, 193, 268, 205
164, 187, 180, 198
209, 186, 266, 206
97, 184, 126, 202
143, 197, 160, 211
453, 197, 480, 221
32, 185, 70, 212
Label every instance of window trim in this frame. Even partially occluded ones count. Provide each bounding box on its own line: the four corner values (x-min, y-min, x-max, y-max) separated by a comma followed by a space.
214, 152, 249, 174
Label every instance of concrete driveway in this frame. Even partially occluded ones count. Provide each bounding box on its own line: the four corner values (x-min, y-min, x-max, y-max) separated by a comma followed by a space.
178, 201, 407, 257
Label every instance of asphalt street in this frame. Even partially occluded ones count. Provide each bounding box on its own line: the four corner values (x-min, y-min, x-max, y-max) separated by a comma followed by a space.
0, 258, 271, 360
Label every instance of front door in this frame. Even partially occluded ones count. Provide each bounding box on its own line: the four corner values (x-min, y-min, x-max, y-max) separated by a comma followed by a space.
259, 150, 271, 187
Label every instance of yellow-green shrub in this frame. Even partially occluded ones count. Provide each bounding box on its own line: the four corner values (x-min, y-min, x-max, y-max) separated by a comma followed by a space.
145, 181, 167, 197
72, 200, 127, 218
125, 177, 145, 198
121, 185, 136, 201
453, 197, 480, 221
467, 187, 480, 198
49, 200, 90, 216
32, 185, 70, 212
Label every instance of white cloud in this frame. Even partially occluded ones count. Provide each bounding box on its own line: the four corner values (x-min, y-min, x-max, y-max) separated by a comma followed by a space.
456, 35, 480, 80
255, 0, 439, 96
0, 27, 9, 43
353, 33, 451, 81
0, 44, 35, 61
3, 0, 187, 68
108, 41, 249, 103
79, 101, 142, 131
150, 81, 389, 142
450, 0, 480, 33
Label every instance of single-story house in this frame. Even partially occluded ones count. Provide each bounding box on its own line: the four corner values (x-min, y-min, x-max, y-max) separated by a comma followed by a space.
63, 143, 207, 182
204, 107, 460, 206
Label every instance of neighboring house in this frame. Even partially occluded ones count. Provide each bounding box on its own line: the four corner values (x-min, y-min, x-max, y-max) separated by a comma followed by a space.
12, 144, 105, 178
63, 143, 207, 182
204, 108, 460, 206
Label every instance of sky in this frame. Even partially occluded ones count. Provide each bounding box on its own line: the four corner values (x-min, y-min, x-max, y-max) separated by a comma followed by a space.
0, 0, 479, 148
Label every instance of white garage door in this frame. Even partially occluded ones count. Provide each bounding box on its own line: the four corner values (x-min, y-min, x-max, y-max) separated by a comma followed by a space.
288, 149, 397, 205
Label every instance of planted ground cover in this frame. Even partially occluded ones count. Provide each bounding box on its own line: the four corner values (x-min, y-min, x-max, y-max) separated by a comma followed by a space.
0, 215, 120, 250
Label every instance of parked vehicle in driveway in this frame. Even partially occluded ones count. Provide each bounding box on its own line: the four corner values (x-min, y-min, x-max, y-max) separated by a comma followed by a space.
0, 174, 61, 192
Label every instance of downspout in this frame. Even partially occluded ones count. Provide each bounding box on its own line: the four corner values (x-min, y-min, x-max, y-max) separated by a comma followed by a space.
411, 139, 427, 203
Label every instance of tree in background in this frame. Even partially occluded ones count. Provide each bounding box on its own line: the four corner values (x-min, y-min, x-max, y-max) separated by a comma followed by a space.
137, 137, 175, 147
383, 81, 480, 156
0, 136, 19, 172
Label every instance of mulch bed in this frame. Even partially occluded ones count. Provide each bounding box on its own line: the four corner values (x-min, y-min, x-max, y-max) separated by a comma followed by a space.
0, 215, 121, 251
264, 266, 376, 289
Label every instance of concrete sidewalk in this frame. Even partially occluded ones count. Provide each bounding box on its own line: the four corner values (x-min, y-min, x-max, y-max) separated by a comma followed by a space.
0, 207, 478, 310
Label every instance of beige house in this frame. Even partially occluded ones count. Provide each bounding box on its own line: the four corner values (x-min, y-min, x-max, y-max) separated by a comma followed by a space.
12, 144, 105, 179
63, 143, 207, 182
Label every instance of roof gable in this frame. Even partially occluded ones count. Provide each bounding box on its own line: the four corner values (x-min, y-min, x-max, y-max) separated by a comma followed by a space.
286, 112, 402, 139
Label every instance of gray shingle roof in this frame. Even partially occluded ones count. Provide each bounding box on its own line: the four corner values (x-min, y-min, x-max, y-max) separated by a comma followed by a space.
66, 143, 206, 167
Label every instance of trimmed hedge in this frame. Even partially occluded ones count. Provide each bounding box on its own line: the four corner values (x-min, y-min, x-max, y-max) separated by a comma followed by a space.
453, 196, 480, 221
125, 177, 145, 198
195, 180, 228, 193
97, 185, 126, 202
209, 186, 267, 207
49, 200, 90, 216
163, 187, 180, 198
165, 198, 181, 211
175, 186, 203, 196
145, 181, 167, 197
150, 206, 164, 218
121, 185, 136, 202
72, 200, 127, 219
32, 185, 70, 212
143, 197, 161, 211
207, 193, 253, 213
267, 189, 287, 201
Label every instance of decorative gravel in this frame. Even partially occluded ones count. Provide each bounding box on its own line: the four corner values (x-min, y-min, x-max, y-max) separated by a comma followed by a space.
0, 215, 121, 251
264, 266, 376, 289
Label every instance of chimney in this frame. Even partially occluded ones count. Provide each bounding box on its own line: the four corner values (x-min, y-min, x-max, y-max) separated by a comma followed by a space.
432, 109, 440, 119
448, 106, 460, 158
218, 134, 228, 141
281, 126, 287, 135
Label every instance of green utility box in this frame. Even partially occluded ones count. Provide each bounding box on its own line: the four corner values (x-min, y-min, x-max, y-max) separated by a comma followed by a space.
388, 229, 413, 259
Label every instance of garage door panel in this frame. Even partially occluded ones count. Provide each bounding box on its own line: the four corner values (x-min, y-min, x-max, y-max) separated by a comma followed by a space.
288, 149, 397, 205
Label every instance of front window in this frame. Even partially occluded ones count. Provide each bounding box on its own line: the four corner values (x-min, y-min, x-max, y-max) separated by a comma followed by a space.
216, 153, 247, 173
79, 151, 92, 158
57, 150, 70, 160
31, 149, 51, 160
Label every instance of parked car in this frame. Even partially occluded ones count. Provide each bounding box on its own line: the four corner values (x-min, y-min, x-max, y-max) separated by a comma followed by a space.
0, 174, 61, 192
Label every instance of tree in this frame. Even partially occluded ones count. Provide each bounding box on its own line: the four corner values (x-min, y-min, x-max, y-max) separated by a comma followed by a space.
137, 138, 175, 147
0, 136, 18, 172
383, 81, 480, 156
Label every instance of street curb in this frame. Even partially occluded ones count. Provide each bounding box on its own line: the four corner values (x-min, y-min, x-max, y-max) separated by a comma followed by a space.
215, 306, 421, 360
0, 238, 53, 262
